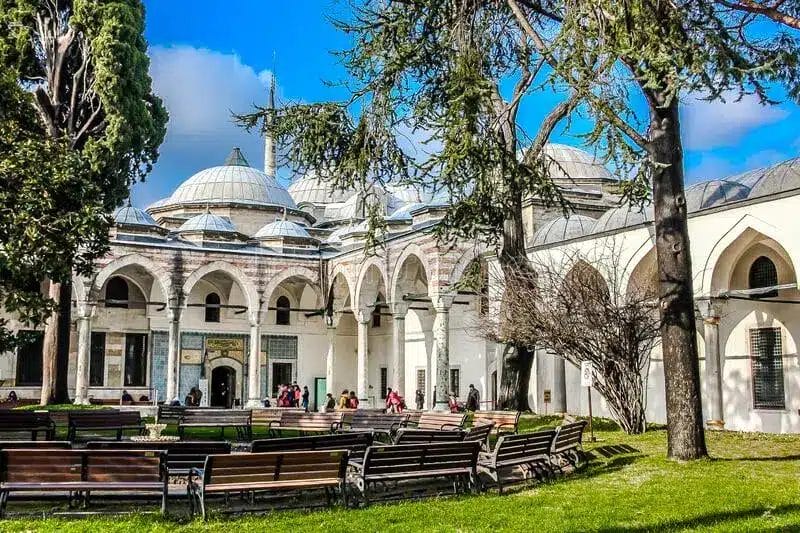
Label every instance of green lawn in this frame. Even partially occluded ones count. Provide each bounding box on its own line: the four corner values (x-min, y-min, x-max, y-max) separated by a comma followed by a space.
3, 416, 800, 532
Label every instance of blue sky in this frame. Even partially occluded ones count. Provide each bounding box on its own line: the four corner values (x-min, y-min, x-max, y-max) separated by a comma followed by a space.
131, 0, 800, 208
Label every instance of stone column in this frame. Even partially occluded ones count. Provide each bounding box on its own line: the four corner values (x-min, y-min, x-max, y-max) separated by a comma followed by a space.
356, 308, 372, 405
73, 301, 94, 405
552, 353, 567, 414
165, 304, 182, 403
392, 302, 409, 396
701, 301, 724, 429
246, 320, 262, 407
433, 294, 454, 411
325, 321, 337, 397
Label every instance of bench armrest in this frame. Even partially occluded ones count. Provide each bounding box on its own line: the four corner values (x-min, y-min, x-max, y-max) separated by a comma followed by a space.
496, 423, 516, 434
331, 421, 342, 432
441, 424, 462, 431
188, 467, 204, 486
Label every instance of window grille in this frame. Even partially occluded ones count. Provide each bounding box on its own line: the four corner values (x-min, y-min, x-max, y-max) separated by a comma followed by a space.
380, 367, 388, 398
124, 333, 148, 387
749, 256, 778, 298
750, 327, 785, 410
416, 369, 426, 393
266, 335, 297, 360
90, 332, 106, 386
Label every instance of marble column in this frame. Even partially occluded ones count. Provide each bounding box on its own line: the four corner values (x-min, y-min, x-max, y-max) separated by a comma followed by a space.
392, 302, 409, 396
356, 308, 372, 405
246, 320, 262, 407
702, 302, 725, 429
165, 304, 182, 403
326, 322, 337, 397
73, 301, 94, 405
552, 353, 567, 414
433, 294, 454, 411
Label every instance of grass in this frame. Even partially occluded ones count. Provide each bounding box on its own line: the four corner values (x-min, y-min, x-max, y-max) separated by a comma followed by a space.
3, 416, 800, 532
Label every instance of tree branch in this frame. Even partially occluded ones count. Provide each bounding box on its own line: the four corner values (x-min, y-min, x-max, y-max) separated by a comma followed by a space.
718, 0, 800, 29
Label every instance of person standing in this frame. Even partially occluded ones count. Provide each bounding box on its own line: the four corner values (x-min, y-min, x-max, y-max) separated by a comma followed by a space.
347, 390, 359, 409
415, 389, 424, 410
466, 384, 480, 411
302, 385, 310, 412
338, 389, 349, 409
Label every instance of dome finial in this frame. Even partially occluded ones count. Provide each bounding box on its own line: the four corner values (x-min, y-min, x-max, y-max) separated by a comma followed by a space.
224, 147, 250, 167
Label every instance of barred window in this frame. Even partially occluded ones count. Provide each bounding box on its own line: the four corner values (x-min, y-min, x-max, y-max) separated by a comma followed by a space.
749, 256, 778, 298
90, 332, 106, 386
380, 367, 388, 398
266, 335, 297, 360
450, 368, 460, 398
416, 369, 426, 393
750, 327, 785, 410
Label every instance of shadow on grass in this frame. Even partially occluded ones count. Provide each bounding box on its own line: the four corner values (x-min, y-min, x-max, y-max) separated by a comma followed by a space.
713, 454, 800, 462
589, 444, 640, 459
596, 504, 800, 532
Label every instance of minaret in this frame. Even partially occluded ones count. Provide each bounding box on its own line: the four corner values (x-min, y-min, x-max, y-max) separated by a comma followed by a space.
264, 73, 277, 176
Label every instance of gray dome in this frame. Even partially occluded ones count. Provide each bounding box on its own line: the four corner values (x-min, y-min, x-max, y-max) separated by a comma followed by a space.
386, 183, 433, 204
684, 180, 750, 212
254, 220, 314, 240
177, 213, 237, 234
532, 215, 595, 246
167, 148, 296, 208
288, 169, 351, 205
593, 204, 654, 233
114, 205, 158, 227
542, 144, 613, 191
387, 202, 426, 221
729, 158, 800, 199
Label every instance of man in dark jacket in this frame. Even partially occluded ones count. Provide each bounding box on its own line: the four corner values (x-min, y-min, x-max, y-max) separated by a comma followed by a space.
466, 384, 480, 411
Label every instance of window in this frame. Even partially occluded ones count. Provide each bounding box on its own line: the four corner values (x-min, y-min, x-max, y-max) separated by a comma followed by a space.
124, 333, 148, 387
749, 256, 778, 298
750, 327, 785, 410
105, 277, 129, 308
450, 368, 460, 398
15, 331, 43, 386
372, 307, 382, 328
271, 362, 293, 396
89, 332, 106, 386
276, 296, 291, 325
205, 292, 220, 322
416, 369, 426, 394
380, 367, 388, 398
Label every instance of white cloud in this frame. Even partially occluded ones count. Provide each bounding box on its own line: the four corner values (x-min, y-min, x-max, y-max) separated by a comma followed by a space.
681, 92, 789, 151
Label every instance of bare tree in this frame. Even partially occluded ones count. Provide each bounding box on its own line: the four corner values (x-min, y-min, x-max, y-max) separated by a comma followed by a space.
479, 243, 661, 434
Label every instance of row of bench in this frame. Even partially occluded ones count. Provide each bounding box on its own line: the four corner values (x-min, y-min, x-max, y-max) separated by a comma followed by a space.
0, 421, 586, 518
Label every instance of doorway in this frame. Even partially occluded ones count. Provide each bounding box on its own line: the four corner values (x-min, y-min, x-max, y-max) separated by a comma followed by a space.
271, 362, 293, 396
211, 366, 235, 408
314, 377, 326, 412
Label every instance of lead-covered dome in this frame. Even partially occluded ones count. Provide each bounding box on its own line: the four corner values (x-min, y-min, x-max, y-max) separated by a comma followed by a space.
254, 220, 313, 240
542, 144, 614, 192
684, 180, 750, 212
532, 215, 595, 246
178, 213, 238, 234
288, 169, 351, 205
113, 205, 158, 227
167, 148, 296, 208
730, 158, 800, 199
593, 203, 654, 233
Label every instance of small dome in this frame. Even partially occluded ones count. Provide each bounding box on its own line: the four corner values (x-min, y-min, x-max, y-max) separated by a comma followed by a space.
387, 202, 426, 221
684, 180, 750, 212
385, 183, 433, 205
532, 215, 594, 246
593, 204, 654, 233
254, 220, 314, 240
113, 205, 158, 227
288, 169, 351, 205
542, 144, 613, 191
731, 158, 800, 199
177, 213, 237, 234
166, 148, 296, 208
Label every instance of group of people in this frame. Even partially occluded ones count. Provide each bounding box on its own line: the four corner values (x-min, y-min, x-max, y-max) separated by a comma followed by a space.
276, 383, 309, 411
184, 387, 203, 406
412, 384, 481, 412
336, 389, 360, 410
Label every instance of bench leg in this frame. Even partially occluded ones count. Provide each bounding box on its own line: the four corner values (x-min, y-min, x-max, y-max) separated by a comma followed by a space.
187, 484, 195, 516
199, 491, 208, 521
161, 488, 168, 515
0, 489, 8, 518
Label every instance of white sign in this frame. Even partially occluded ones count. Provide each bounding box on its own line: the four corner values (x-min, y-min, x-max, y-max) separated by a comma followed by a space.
580, 361, 594, 387
198, 378, 210, 407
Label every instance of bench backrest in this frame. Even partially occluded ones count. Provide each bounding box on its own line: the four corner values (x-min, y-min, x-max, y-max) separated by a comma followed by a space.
203, 450, 348, 487
251, 432, 373, 461
362, 441, 480, 478
179, 409, 252, 425
251, 408, 304, 426
0, 441, 70, 451
471, 411, 521, 431
552, 421, 587, 454
0, 449, 165, 484
492, 429, 557, 467
68, 410, 140, 428
156, 405, 185, 424
277, 411, 343, 430
87, 440, 231, 472
0, 410, 53, 430
416, 412, 467, 431
394, 428, 466, 445
463, 422, 494, 448
348, 411, 408, 431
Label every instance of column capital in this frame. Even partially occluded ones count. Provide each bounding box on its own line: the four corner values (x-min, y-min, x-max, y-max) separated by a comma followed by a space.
697, 298, 723, 322
356, 307, 373, 324
432, 293, 455, 312
167, 305, 182, 322
391, 301, 409, 319
75, 300, 96, 320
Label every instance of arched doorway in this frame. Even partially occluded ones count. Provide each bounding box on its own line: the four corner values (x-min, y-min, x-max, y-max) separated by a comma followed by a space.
211, 366, 235, 408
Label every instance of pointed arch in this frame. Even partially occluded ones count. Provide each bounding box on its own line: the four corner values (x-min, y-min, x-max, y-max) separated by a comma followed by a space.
447, 245, 489, 287
90, 253, 172, 305
263, 266, 322, 310
390, 243, 432, 303
355, 257, 389, 310
183, 260, 259, 312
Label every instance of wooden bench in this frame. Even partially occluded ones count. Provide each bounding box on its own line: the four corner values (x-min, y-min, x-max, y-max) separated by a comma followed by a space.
67, 410, 144, 442
177, 409, 252, 440
251, 408, 305, 430
0, 449, 168, 516
471, 411, 521, 435
404, 410, 423, 426
0, 441, 70, 451
351, 441, 480, 503
187, 450, 349, 519
393, 428, 466, 445
415, 412, 467, 431
0, 410, 55, 440
342, 411, 408, 438
156, 405, 186, 425
463, 421, 495, 451
551, 421, 588, 471
477, 428, 557, 493
251, 432, 374, 463
87, 440, 231, 476
268, 411, 344, 435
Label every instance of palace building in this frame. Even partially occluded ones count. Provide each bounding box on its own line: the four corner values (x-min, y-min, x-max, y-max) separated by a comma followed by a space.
2, 96, 800, 434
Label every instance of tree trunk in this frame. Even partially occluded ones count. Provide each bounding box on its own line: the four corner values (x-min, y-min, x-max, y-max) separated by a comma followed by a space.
648, 94, 707, 460
498, 344, 534, 410
53, 280, 72, 403
40, 281, 60, 405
